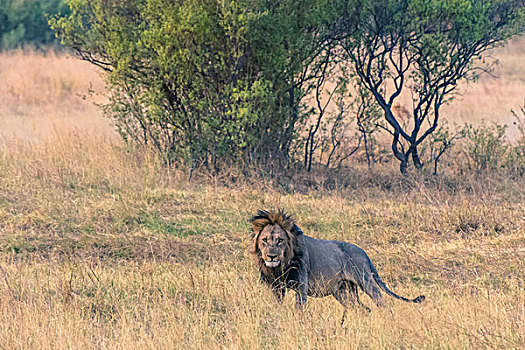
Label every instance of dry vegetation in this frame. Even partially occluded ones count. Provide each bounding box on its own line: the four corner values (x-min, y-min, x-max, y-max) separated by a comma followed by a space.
0, 45, 524, 349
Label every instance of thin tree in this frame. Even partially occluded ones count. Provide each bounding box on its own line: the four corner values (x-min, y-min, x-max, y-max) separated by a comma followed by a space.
335, 0, 525, 173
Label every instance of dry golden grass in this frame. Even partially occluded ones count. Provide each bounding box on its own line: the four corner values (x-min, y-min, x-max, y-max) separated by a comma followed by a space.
0, 49, 111, 145
0, 49, 524, 349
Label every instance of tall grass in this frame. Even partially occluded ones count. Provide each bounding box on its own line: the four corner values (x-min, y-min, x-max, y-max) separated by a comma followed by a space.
0, 50, 524, 349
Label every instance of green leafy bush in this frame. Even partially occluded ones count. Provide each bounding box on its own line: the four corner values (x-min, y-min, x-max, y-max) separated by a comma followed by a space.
461, 122, 508, 173
51, 0, 339, 169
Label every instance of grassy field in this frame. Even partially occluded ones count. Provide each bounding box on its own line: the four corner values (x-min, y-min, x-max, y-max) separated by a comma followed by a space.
0, 47, 524, 349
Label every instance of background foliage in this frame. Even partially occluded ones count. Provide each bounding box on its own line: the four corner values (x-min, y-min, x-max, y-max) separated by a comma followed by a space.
0, 0, 69, 50
50, 0, 343, 170
2, 0, 524, 175
49, 0, 525, 173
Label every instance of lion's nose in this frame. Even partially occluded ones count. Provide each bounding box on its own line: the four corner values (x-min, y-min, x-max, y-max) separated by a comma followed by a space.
267, 254, 278, 260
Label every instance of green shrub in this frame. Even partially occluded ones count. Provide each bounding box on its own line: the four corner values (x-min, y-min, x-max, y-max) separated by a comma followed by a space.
461, 122, 508, 173
50, 0, 339, 169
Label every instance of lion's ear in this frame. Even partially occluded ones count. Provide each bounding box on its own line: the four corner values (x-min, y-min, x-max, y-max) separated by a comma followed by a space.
250, 218, 269, 234
291, 224, 304, 236
250, 228, 264, 257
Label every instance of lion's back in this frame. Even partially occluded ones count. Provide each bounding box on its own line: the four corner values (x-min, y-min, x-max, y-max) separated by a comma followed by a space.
303, 235, 372, 273
302, 235, 349, 269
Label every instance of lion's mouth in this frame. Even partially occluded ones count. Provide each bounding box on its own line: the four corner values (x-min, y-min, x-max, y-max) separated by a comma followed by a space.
264, 260, 280, 268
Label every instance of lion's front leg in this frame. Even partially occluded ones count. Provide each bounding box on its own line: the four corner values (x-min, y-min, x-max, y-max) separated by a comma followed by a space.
272, 284, 286, 303
284, 271, 308, 307
295, 281, 308, 308
292, 265, 308, 308
260, 272, 286, 303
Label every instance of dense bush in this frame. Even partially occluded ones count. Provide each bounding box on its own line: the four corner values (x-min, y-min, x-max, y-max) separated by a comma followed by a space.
0, 0, 69, 50
51, 0, 341, 169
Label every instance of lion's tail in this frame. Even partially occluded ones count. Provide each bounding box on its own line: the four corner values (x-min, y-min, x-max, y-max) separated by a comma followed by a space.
371, 264, 425, 303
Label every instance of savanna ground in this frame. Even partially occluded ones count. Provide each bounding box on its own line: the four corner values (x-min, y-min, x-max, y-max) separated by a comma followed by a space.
0, 41, 524, 349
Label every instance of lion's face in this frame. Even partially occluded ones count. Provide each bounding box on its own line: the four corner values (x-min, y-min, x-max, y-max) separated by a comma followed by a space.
256, 224, 290, 268
250, 210, 296, 272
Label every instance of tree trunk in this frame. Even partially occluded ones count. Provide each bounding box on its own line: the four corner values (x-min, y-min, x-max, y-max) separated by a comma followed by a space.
363, 132, 372, 169
411, 145, 423, 171
400, 159, 408, 174
391, 131, 409, 174
282, 79, 298, 164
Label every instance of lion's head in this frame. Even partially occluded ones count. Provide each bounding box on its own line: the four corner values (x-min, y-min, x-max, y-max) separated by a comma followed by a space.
250, 210, 296, 273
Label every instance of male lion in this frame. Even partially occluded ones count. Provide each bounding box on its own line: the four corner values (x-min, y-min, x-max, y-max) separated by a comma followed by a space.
250, 210, 425, 311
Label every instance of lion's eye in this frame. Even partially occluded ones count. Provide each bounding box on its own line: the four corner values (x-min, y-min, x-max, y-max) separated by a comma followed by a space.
277, 238, 283, 244
262, 238, 268, 243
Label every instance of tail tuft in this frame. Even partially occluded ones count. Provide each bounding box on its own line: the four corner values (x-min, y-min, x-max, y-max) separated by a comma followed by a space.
413, 295, 425, 303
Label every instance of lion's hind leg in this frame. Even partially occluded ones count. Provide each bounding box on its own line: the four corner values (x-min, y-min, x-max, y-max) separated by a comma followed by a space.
334, 281, 371, 325
358, 272, 388, 308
